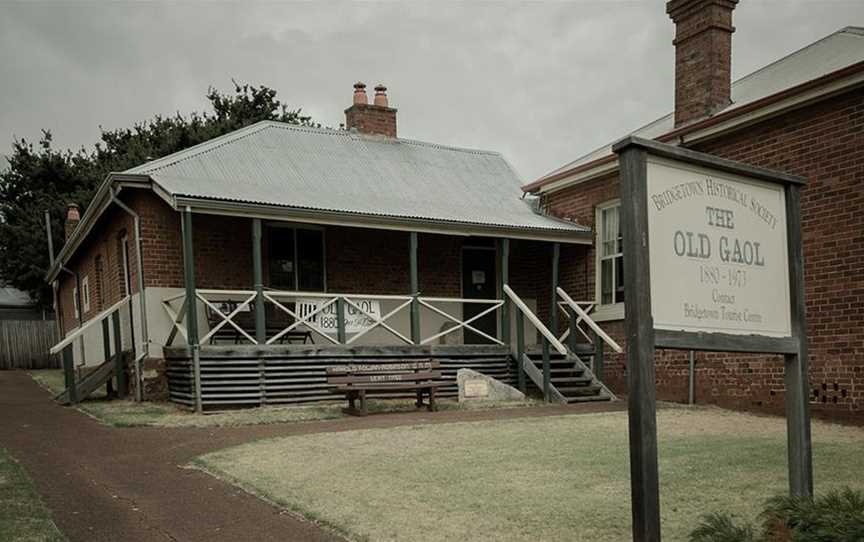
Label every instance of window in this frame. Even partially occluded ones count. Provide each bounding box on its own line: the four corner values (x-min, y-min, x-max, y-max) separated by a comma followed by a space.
81, 276, 91, 313
95, 255, 105, 310
597, 201, 624, 307
120, 235, 131, 297
267, 226, 325, 291
72, 286, 80, 319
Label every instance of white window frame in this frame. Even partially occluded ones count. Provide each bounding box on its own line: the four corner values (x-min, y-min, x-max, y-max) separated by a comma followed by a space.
72, 286, 80, 319
120, 234, 131, 297
81, 276, 91, 314
594, 200, 625, 322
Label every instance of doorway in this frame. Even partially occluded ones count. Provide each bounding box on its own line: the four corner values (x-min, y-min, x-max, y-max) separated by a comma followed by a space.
461, 239, 498, 344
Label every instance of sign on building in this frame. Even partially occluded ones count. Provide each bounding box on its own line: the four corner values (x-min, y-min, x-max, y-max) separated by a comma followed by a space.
299, 298, 381, 334
613, 136, 811, 542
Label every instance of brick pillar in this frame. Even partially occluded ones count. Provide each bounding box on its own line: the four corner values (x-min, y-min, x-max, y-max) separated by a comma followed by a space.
667, 0, 739, 127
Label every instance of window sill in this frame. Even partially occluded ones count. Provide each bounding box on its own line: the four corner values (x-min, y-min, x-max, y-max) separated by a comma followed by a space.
591, 303, 625, 322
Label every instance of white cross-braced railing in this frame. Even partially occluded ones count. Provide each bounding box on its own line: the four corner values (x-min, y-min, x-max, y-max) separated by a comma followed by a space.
162, 289, 505, 347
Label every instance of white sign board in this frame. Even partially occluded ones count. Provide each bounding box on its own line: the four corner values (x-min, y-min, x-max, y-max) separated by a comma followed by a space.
646, 156, 792, 337
299, 298, 381, 334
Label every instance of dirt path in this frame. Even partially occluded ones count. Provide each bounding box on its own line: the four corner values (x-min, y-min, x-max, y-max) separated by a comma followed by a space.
0, 371, 624, 541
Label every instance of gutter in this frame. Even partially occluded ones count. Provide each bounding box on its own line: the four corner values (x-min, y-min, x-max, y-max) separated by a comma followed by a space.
523, 60, 864, 194
111, 189, 148, 402
174, 195, 594, 245
46, 173, 152, 282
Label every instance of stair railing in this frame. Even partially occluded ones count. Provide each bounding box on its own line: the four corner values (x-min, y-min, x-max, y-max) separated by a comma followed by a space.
503, 284, 567, 401
49, 295, 132, 404
556, 287, 623, 354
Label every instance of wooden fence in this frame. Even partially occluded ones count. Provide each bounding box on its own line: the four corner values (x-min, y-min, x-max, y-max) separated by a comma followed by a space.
0, 320, 60, 370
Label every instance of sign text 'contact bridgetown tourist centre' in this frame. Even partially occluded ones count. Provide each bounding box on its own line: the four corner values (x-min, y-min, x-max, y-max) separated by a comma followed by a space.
645, 157, 792, 337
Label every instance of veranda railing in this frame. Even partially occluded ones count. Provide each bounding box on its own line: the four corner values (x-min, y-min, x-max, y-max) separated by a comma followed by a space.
162, 289, 506, 347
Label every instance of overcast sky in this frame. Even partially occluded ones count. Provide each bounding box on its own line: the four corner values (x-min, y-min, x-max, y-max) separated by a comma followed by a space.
1, 1, 862, 182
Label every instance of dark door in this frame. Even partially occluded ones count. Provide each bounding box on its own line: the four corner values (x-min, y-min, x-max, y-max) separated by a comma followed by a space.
462, 242, 498, 344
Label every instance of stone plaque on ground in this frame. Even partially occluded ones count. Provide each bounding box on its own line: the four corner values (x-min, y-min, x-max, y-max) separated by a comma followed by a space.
457, 369, 525, 403
464, 379, 489, 398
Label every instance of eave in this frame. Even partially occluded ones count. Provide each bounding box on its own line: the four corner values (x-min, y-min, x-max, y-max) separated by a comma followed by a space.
45, 173, 156, 282
175, 196, 593, 245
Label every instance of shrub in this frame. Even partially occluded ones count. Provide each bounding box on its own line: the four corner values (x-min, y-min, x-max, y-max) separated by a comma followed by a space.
689, 513, 758, 542
689, 488, 864, 542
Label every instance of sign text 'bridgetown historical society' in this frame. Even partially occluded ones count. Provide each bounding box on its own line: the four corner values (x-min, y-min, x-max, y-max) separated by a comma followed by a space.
646, 157, 792, 337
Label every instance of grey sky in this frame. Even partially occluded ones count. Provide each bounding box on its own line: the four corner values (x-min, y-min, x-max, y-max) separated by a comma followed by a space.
1, 1, 862, 183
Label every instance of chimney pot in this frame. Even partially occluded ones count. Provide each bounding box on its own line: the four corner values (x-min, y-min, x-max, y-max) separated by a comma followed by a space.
373, 84, 389, 107
64, 203, 81, 241
353, 81, 368, 105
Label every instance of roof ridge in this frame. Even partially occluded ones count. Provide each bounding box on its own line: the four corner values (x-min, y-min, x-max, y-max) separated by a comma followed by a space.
124, 120, 274, 175
262, 119, 501, 156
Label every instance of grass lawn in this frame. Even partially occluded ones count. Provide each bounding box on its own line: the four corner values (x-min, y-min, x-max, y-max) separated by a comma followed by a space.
0, 448, 64, 542
28, 370, 537, 428
195, 407, 864, 542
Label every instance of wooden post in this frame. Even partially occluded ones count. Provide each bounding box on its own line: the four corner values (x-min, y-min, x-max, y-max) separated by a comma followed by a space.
409, 231, 420, 344
542, 337, 551, 402
593, 329, 605, 381
568, 307, 578, 353
252, 218, 266, 345
551, 243, 560, 338
62, 344, 77, 404
516, 309, 526, 393
618, 145, 661, 542
688, 350, 695, 406
112, 310, 126, 398
181, 207, 202, 413
336, 297, 347, 344
784, 184, 813, 497
499, 239, 510, 345
101, 318, 114, 397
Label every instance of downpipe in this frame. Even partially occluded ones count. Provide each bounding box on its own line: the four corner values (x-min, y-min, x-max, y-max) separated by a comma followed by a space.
111, 191, 148, 402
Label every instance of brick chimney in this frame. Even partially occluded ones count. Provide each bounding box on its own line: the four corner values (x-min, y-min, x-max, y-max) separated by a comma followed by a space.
344, 82, 397, 138
667, 0, 738, 127
64, 203, 80, 241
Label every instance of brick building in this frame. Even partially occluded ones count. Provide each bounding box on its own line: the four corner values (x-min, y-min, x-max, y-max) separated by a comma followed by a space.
524, 1, 864, 423
47, 83, 618, 410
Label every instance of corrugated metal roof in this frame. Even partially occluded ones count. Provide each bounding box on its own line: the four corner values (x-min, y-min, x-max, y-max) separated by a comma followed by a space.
537, 26, 864, 181
0, 285, 33, 308
125, 122, 587, 234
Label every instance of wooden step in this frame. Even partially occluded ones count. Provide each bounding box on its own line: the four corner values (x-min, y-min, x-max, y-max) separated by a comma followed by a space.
557, 385, 602, 396
565, 393, 611, 403
550, 376, 593, 385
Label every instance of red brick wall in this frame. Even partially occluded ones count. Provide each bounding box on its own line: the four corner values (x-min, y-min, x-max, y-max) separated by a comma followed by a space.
57, 196, 139, 334
541, 89, 864, 424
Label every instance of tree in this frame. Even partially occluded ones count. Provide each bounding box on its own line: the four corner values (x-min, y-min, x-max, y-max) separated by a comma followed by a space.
0, 81, 316, 307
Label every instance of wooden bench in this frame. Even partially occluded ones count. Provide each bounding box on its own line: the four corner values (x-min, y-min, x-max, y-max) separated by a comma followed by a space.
326, 360, 445, 416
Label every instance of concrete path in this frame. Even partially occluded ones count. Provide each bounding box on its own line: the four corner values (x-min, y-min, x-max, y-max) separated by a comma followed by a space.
0, 371, 624, 541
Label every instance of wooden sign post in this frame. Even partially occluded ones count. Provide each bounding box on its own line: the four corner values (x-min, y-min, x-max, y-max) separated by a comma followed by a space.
612, 136, 812, 542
